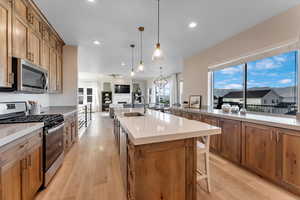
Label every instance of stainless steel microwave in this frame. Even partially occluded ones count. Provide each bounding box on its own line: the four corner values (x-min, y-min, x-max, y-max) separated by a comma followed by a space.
0, 58, 48, 93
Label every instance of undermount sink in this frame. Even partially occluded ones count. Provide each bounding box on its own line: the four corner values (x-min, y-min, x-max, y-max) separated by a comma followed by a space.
124, 112, 144, 117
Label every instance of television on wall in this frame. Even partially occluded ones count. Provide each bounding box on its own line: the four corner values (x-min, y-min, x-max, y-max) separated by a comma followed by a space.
115, 84, 130, 94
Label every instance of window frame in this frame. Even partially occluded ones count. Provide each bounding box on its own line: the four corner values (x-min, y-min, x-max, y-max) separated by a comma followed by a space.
210, 50, 299, 117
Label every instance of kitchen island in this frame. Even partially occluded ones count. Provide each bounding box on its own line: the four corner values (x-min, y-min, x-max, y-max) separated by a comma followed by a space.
113, 108, 221, 200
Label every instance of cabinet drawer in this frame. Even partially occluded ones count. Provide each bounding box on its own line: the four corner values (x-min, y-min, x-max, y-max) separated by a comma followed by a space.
0, 137, 28, 167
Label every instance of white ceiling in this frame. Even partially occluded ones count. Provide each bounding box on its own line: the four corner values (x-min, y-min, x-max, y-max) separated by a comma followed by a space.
35, 0, 300, 78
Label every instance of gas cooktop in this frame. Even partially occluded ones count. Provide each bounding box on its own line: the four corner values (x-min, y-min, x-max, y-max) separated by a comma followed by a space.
0, 114, 64, 129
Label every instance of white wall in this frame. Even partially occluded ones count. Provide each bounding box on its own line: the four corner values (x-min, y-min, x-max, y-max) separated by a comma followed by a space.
183, 5, 300, 106
50, 45, 78, 107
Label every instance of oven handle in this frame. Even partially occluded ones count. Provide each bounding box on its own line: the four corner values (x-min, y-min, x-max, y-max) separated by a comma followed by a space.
46, 123, 64, 135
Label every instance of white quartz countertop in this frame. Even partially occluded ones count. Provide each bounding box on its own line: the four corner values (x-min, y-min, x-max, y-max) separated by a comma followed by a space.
116, 109, 221, 145
172, 107, 300, 131
0, 123, 44, 148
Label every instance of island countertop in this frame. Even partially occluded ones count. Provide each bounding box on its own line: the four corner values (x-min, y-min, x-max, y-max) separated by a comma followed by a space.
116, 108, 221, 145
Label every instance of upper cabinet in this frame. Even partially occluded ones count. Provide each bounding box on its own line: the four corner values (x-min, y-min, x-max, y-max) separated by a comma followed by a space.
1, 0, 64, 93
0, 0, 12, 87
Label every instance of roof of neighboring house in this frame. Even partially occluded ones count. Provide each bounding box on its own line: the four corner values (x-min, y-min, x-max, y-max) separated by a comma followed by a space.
223, 89, 273, 99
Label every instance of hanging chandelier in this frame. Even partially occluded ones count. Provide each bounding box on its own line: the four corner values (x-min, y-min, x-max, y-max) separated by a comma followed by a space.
152, 0, 164, 62
153, 66, 168, 88
138, 26, 145, 72
130, 44, 135, 77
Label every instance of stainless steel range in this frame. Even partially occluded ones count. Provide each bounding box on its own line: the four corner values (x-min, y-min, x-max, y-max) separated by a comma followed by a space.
0, 102, 64, 187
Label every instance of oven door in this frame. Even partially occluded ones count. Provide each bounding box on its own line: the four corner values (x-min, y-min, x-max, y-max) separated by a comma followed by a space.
18, 59, 48, 93
44, 123, 64, 171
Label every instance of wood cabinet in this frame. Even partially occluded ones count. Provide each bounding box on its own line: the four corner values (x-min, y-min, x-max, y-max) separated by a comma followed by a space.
1, 158, 22, 200
0, 129, 43, 200
13, 0, 27, 22
121, 129, 196, 200
41, 40, 50, 70
2, 0, 64, 93
277, 129, 300, 193
12, 16, 27, 59
202, 116, 221, 153
242, 122, 278, 180
120, 127, 127, 191
64, 113, 78, 153
0, 0, 12, 87
49, 48, 57, 92
27, 29, 40, 65
219, 119, 241, 163
56, 54, 62, 92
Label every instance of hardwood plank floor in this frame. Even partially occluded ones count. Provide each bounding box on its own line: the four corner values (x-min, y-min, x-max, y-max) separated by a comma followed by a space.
36, 113, 299, 200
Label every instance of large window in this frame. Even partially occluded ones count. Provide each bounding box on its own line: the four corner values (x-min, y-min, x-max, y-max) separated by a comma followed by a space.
155, 83, 170, 106
212, 51, 298, 115
213, 65, 244, 108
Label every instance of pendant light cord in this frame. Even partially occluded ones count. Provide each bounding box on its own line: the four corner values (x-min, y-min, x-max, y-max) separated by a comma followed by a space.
131, 46, 134, 71
141, 31, 143, 61
157, 0, 160, 44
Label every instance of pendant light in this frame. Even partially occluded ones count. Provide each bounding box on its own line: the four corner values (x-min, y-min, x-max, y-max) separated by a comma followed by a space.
138, 26, 145, 72
152, 0, 164, 62
130, 44, 135, 77
154, 66, 168, 88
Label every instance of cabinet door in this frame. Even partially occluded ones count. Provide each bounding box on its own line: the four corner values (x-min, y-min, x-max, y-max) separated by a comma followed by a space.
202, 116, 221, 152
49, 48, 57, 92
120, 128, 128, 191
13, 0, 27, 22
242, 123, 277, 180
28, 29, 40, 65
41, 40, 50, 70
56, 54, 62, 92
26, 146, 43, 200
278, 129, 300, 190
219, 119, 241, 163
12, 16, 27, 59
0, 159, 22, 200
0, 0, 12, 87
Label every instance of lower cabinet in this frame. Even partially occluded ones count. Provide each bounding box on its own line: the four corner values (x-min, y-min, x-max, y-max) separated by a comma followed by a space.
0, 130, 43, 200
170, 108, 300, 195
64, 113, 78, 153
1, 159, 22, 200
202, 116, 221, 153
219, 119, 241, 163
278, 129, 300, 193
242, 122, 278, 180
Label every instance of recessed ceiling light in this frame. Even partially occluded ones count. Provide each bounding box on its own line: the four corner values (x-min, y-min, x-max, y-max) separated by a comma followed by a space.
189, 22, 197, 28
93, 40, 101, 45
121, 62, 126, 66
87, 0, 95, 2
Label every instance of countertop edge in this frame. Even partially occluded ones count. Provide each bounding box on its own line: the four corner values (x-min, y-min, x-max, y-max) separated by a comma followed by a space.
0, 123, 44, 148
127, 128, 221, 145
172, 107, 300, 131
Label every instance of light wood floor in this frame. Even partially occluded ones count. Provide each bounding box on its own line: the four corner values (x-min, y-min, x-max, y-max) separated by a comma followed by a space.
36, 113, 300, 200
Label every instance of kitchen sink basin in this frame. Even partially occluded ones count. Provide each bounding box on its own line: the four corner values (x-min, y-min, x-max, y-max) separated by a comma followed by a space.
124, 112, 144, 117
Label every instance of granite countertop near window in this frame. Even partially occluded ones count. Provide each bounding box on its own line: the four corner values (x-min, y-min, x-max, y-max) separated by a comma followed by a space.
41, 106, 78, 117
171, 106, 300, 131
0, 123, 44, 148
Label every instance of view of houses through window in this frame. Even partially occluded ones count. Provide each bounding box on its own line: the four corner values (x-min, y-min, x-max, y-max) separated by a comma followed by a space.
213, 51, 298, 115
